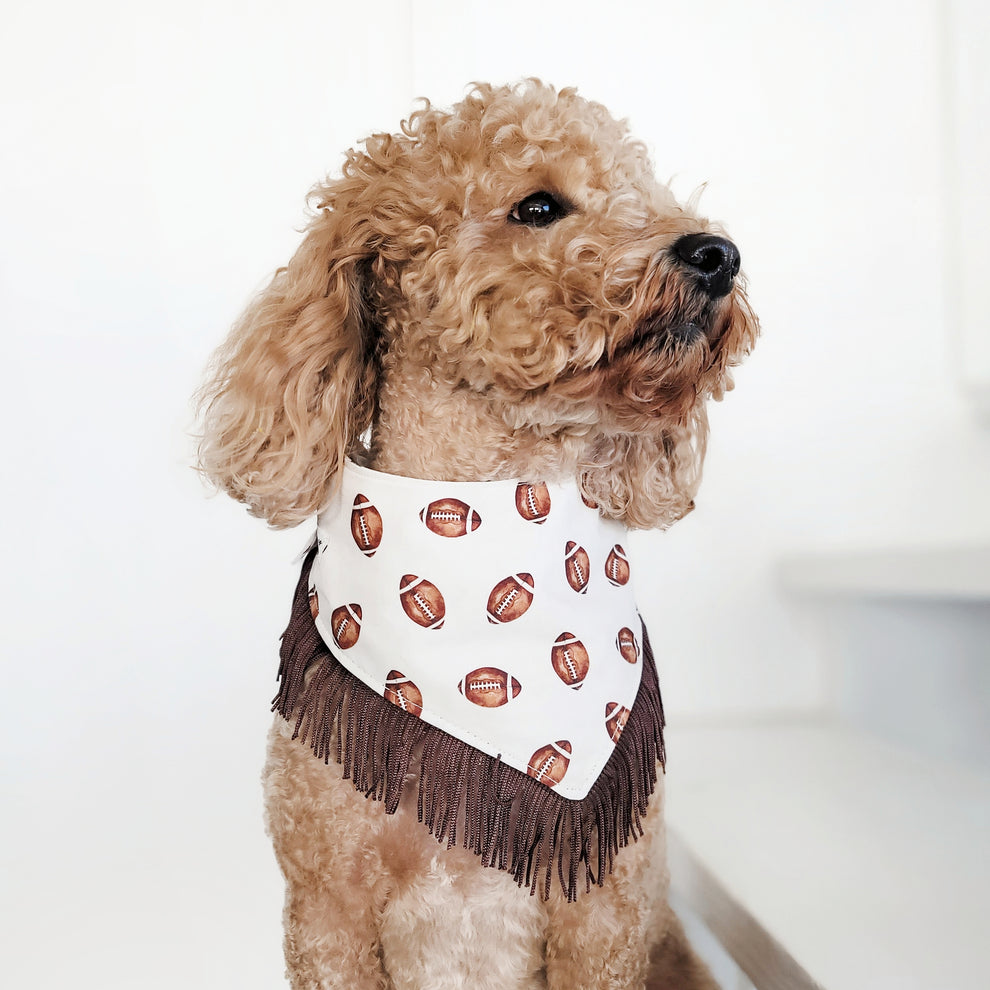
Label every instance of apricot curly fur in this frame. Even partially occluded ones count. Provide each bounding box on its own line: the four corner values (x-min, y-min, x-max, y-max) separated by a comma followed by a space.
198, 80, 756, 528
199, 79, 757, 989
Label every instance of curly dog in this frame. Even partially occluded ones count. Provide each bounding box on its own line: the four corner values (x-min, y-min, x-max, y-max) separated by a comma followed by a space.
199, 80, 757, 990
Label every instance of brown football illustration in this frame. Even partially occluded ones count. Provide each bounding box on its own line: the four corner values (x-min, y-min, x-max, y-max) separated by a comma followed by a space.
308, 584, 319, 619
605, 702, 631, 743
351, 494, 384, 556
515, 482, 551, 524
383, 670, 423, 718
563, 541, 590, 594
604, 544, 631, 586
616, 626, 640, 664
581, 491, 599, 510
458, 667, 522, 707
526, 740, 572, 787
329, 603, 362, 650
420, 497, 482, 538
398, 574, 446, 629
486, 573, 535, 624
551, 633, 590, 689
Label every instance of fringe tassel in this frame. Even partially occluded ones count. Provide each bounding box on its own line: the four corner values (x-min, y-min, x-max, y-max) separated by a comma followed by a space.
274, 549, 666, 901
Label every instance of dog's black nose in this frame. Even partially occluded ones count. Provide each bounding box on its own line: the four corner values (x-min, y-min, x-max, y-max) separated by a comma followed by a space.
672, 234, 741, 299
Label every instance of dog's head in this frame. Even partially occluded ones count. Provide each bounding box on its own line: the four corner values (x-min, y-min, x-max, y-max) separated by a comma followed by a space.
198, 81, 757, 529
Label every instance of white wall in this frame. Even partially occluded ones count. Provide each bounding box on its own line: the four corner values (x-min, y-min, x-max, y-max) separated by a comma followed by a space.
944, 0, 990, 411
2, 1, 987, 986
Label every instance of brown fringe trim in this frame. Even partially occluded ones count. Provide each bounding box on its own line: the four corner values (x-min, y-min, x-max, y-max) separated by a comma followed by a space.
273, 548, 666, 902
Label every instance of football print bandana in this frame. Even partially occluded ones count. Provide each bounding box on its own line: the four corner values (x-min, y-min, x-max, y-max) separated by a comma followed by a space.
307, 459, 644, 800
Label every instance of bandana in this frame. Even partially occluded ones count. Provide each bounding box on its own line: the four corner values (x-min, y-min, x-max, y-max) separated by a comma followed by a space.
308, 460, 643, 799
274, 460, 666, 899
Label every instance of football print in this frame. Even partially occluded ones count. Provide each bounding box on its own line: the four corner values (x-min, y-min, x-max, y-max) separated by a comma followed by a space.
308, 584, 319, 619
550, 633, 590, 689
604, 544, 631, 586
581, 491, 599, 510
515, 482, 551, 524
399, 575, 446, 629
616, 626, 640, 664
383, 670, 423, 718
458, 667, 522, 707
486, 573, 535, 624
350, 494, 384, 556
605, 702, 631, 743
526, 740, 572, 787
419, 497, 482, 537
329, 603, 362, 650
563, 541, 590, 594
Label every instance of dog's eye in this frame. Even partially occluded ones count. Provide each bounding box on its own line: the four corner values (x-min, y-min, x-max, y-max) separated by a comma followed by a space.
509, 192, 568, 227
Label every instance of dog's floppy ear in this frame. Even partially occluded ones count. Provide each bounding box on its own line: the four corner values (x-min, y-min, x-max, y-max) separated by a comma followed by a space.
197, 164, 385, 528
580, 411, 708, 531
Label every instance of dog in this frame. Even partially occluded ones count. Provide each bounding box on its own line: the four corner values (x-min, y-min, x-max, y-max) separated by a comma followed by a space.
198, 80, 757, 990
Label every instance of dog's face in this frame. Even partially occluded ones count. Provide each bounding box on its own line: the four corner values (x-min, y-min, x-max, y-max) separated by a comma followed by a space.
199, 82, 757, 529
355, 85, 755, 435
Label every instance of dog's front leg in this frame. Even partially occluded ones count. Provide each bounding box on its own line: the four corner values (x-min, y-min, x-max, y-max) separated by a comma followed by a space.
264, 719, 391, 990
377, 842, 548, 990
280, 876, 388, 990
544, 872, 656, 990
544, 798, 669, 990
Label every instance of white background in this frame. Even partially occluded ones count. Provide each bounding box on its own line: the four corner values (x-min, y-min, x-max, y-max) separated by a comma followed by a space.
2, 1, 988, 986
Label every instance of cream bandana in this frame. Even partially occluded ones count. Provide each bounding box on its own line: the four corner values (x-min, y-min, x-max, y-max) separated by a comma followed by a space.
307, 460, 643, 801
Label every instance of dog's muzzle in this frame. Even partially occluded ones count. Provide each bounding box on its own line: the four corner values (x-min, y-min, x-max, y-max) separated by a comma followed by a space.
672, 234, 741, 299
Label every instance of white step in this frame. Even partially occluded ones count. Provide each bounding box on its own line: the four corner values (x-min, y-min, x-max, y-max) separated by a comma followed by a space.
777, 546, 990, 600
665, 720, 990, 990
